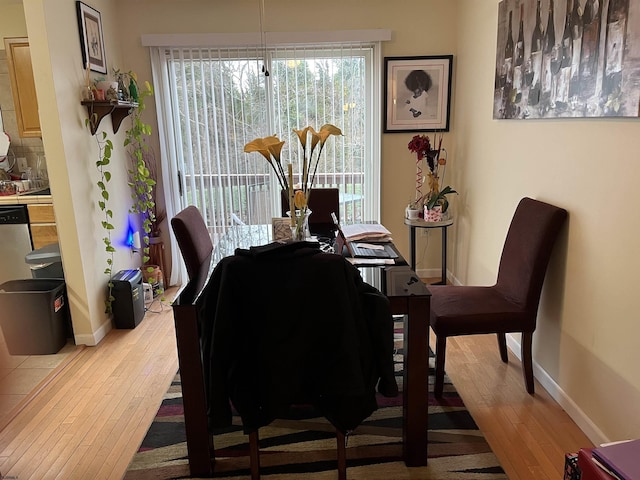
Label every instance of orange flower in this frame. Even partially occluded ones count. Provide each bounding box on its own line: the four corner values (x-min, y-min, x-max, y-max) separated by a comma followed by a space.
294, 190, 307, 209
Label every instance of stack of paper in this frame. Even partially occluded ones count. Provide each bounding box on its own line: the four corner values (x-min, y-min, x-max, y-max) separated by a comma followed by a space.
341, 223, 392, 242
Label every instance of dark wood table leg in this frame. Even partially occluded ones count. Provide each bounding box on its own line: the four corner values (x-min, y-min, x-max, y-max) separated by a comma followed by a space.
402, 295, 430, 466
439, 226, 448, 285
409, 226, 417, 272
173, 303, 215, 477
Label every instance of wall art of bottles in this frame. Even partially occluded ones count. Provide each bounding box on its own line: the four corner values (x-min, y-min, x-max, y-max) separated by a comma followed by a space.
493, 0, 640, 119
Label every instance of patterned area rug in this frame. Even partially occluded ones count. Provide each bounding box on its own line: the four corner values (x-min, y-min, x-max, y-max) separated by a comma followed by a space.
126, 324, 508, 480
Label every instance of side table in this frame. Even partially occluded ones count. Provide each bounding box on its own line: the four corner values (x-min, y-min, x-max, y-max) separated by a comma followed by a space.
148, 239, 169, 288
404, 217, 454, 285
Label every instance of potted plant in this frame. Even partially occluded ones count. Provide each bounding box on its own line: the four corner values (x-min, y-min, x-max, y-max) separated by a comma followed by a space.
407, 133, 457, 222
123, 72, 155, 262
244, 124, 342, 240
405, 199, 422, 220
121, 72, 165, 296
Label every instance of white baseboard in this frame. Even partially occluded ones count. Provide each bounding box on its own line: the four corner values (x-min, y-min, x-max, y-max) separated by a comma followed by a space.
416, 267, 440, 279
416, 268, 461, 286
74, 318, 111, 346
422, 268, 605, 444
505, 333, 609, 446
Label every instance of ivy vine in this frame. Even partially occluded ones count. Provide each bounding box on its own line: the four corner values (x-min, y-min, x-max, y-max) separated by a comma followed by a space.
89, 125, 116, 314
125, 74, 155, 264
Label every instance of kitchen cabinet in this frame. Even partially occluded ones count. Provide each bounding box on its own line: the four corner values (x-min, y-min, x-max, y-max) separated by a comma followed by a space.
4, 37, 41, 138
28, 203, 57, 249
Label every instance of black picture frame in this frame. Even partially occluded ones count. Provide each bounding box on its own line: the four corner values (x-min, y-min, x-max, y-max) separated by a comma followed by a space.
76, 1, 107, 74
383, 55, 453, 133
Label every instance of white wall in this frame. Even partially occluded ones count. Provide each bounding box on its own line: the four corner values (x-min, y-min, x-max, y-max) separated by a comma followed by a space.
0, 3, 26, 39
455, 0, 640, 443
23, 0, 144, 344
19, 0, 640, 445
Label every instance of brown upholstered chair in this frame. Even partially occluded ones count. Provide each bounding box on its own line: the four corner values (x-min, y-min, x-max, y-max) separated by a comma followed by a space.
281, 188, 340, 239
170, 206, 214, 281
429, 197, 567, 397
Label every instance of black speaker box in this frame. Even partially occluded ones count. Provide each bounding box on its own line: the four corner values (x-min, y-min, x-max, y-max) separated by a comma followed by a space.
111, 269, 145, 329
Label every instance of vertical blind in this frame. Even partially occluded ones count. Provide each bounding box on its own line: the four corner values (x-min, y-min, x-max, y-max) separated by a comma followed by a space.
151, 40, 381, 282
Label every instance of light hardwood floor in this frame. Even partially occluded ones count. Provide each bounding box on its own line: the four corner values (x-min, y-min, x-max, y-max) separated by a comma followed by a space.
0, 285, 593, 479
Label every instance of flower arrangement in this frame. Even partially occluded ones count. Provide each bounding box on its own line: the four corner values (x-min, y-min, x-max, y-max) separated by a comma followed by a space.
407, 133, 456, 219
244, 124, 343, 239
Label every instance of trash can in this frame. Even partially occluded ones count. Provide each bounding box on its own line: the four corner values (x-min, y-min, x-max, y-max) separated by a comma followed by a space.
0, 279, 69, 355
25, 243, 64, 279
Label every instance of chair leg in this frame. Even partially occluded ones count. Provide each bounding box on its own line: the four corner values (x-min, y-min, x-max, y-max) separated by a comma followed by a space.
521, 332, 535, 394
336, 430, 347, 480
434, 335, 447, 398
497, 333, 508, 363
249, 430, 261, 480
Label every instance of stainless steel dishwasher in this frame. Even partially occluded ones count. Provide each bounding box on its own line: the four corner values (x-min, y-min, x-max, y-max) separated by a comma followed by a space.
0, 204, 34, 285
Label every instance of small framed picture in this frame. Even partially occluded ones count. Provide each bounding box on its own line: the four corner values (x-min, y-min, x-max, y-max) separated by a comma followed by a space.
272, 217, 293, 241
384, 55, 453, 133
76, 1, 107, 74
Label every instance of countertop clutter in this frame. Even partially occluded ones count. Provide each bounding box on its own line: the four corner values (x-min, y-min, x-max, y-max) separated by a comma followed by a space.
0, 185, 52, 204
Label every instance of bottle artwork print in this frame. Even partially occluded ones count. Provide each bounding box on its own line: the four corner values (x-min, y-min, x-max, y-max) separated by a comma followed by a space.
493, 0, 637, 119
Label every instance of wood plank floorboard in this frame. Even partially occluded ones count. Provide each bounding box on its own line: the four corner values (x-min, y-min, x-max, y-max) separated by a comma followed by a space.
0, 284, 593, 479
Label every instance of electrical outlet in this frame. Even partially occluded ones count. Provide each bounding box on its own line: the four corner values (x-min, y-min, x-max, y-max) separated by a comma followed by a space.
17, 157, 28, 172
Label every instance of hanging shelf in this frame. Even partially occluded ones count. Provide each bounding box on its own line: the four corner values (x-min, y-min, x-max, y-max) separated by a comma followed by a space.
81, 100, 138, 135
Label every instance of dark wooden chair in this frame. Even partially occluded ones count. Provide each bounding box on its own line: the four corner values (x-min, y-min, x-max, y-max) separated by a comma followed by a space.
281, 188, 340, 239
429, 197, 568, 397
170, 205, 214, 281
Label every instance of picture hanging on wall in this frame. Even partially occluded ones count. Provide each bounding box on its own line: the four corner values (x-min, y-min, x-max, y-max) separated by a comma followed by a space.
76, 1, 107, 74
384, 55, 453, 132
494, 0, 640, 119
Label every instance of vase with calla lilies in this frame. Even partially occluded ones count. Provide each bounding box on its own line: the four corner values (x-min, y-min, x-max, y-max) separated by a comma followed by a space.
245, 124, 343, 239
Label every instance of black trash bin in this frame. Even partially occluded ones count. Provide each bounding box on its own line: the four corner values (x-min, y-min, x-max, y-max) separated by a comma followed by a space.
25, 243, 64, 279
0, 279, 70, 355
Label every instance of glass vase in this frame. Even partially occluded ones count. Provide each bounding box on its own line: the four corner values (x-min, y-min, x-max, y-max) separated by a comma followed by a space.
286, 209, 312, 241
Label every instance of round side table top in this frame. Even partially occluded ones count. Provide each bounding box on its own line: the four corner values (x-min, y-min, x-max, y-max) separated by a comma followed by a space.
404, 216, 454, 228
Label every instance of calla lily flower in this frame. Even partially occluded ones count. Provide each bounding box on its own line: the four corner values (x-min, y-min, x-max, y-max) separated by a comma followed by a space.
244, 137, 276, 163
267, 140, 285, 160
294, 190, 307, 209
317, 124, 343, 145
307, 127, 321, 151
245, 125, 343, 239
244, 135, 289, 192
293, 127, 311, 149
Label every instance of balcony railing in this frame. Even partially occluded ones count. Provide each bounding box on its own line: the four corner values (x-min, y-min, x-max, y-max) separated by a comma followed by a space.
181, 172, 364, 242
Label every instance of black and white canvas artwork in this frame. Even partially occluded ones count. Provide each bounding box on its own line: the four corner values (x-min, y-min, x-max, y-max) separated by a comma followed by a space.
494, 0, 640, 119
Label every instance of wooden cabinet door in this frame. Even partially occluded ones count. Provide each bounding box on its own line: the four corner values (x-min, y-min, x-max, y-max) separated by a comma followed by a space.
27, 204, 58, 248
4, 37, 41, 138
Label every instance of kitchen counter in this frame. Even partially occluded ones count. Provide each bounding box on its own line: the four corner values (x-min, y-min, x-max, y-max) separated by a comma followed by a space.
0, 188, 52, 205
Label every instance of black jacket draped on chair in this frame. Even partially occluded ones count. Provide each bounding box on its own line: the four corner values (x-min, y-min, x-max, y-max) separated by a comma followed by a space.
197, 241, 397, 434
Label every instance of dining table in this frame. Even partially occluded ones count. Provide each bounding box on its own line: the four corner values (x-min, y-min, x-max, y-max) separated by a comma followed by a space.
171, 224, 432, 476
